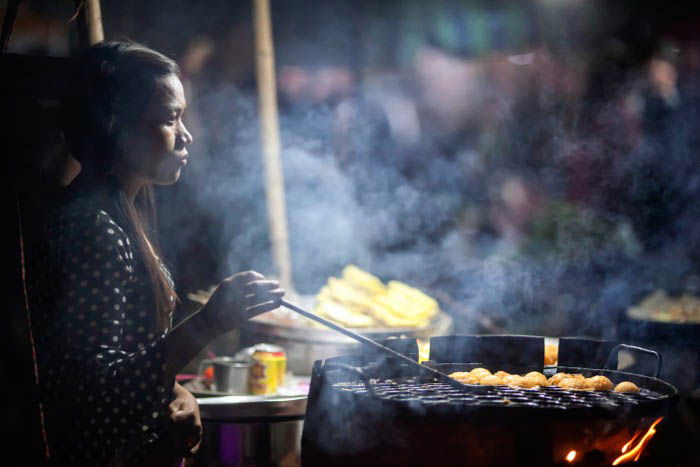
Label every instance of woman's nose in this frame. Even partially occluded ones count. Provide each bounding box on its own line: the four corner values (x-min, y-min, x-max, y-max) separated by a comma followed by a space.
180, 121, 193, 146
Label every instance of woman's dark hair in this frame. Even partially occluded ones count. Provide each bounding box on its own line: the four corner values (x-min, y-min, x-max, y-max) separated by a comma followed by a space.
62, 40, 180, 328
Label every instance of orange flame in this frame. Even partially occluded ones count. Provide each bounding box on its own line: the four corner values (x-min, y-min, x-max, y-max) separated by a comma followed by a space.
566, 450, 577, 462
612, 417, 663, 465
621, 428, 642, 454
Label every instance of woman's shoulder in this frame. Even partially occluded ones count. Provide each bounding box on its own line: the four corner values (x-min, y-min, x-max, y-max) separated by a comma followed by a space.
45, 189, 132, 249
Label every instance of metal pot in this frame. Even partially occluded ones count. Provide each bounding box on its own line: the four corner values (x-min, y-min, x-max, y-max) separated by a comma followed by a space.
239, 312, 453, 375
191, 395, 307, 467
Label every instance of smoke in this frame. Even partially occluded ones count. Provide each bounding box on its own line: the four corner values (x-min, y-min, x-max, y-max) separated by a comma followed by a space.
150, 2, 700, 349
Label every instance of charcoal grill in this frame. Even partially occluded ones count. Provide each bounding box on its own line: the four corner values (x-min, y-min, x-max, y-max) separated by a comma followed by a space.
302, 335, 678, 467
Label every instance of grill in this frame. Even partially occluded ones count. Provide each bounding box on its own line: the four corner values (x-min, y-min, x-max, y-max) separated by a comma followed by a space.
335, 376, 665, 414
302, 335, 679, 467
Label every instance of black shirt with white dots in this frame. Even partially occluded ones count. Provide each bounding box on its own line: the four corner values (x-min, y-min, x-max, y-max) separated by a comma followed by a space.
26, 183, 177, 465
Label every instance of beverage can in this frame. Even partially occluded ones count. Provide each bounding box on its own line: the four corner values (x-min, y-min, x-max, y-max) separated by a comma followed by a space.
249, 343, 287, 395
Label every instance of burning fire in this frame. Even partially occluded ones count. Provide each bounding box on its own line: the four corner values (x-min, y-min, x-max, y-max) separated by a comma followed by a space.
620, 428, 643, 454
566, 450, 577, 462
417, 339, 430, 363
612, 417, 664, 465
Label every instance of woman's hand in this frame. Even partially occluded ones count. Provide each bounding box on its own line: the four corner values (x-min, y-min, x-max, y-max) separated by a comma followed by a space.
168, 383, 202, 458
202, 271, 285, 332
164, 271, 284, 378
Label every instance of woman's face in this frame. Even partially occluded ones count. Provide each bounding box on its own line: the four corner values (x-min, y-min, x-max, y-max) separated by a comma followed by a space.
121, 74, 193, 185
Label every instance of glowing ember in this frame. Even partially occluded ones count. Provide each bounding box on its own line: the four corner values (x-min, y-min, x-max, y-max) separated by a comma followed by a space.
612, 417, 663, 465
566, 450, 577, 462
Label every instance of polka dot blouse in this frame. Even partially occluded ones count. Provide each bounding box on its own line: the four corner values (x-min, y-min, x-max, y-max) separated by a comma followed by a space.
27, 185, 178, 465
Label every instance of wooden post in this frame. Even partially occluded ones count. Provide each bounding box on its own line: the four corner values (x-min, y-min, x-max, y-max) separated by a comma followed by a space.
1, 0, 21, 53
252, 0, 294, 292
74, 0, 104, 48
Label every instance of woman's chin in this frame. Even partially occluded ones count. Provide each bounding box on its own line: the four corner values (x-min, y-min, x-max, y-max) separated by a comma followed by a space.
153, 168, 182, 186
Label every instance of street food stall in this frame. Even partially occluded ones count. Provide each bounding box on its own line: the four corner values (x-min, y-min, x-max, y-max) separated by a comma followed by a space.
5, 1, 700, 466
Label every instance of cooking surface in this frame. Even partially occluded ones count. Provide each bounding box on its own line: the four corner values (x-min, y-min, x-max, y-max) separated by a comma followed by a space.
333, 379, 664, 411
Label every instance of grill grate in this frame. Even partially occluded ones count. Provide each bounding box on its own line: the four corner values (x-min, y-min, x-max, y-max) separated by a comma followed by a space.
333, 379, 665, 411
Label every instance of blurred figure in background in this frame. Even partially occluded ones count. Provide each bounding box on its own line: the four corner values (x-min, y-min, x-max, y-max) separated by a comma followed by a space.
339, 1, 554, 290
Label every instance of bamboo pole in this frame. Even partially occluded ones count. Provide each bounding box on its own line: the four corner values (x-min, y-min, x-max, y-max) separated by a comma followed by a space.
252, 0, 294, 292
74, 0, 104, 48
1, 0, 21, 53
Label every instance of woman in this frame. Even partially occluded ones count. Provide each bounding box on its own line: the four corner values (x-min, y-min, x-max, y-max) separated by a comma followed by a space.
26, 40, 284, 465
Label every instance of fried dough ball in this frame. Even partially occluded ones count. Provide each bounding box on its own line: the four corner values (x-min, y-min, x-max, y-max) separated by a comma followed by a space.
586, 375, 614, 391
614, 381, 641, 393
503, 375, 523, 386
470, 368, 492, 379
525, 371, 547, 386
494, 370, 510, 378
547, 373, 572, 386
450, 372, 480, 385
516, 377, 541, 389
479, 375, 505, 386
558, 378, 587, 390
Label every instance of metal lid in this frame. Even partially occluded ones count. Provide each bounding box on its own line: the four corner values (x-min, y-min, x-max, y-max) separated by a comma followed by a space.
196, 394, 307, 422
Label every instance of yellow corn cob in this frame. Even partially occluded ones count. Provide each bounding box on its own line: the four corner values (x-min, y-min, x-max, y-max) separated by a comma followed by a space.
326, 277, 375, 309
388, 281, 439, 317
314, 299, 377, 328
342, 264, 386, 296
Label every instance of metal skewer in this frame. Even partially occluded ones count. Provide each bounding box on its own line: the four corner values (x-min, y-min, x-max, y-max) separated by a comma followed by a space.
280, 299, 458, 386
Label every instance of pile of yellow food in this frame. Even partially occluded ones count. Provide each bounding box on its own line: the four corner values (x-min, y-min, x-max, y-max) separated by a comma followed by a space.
312, 265, 440, 328
449, 368, 641, 393
627, 290, 700, 324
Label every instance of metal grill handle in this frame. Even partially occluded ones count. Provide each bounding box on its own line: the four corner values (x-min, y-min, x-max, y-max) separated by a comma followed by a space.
605, 344, 662, 378
325, 363, 375, 396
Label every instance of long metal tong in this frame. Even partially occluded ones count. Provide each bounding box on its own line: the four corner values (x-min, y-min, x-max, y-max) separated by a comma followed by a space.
281, 299, 458, 386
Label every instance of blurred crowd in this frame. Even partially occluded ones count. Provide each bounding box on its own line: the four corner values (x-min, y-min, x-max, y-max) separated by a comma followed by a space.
8, 0, 700, 336
156, 1, 700, 337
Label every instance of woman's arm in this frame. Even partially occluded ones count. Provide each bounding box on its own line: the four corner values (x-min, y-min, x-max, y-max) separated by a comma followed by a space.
42, 209, 282, 463
164, 271, 284, 377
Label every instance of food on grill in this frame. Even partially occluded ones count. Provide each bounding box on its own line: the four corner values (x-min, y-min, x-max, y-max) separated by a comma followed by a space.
450, 371, 480, 385
544, 343, 558, 366
614, 381, 641, 393
558, 378, 588, 390
479, 375, 505, 386
525, 371, 547, 386
547, 372, 572, 386
449, 368, 641, 393
470, 368, 492, 379
312, 265, 440, 328
627, 290, 700, 324
501, 374, 520, 384
449, 371, 470, 380
586, 375, 614, 391
516, 377, 542, 389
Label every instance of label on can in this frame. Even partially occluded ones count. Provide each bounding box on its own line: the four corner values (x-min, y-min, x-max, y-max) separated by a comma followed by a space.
249, 344, 287, 395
